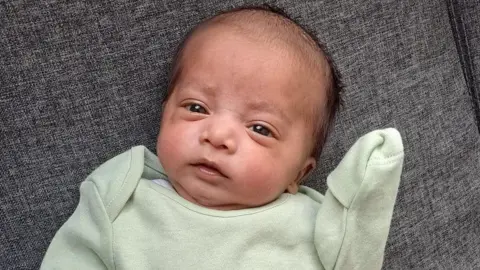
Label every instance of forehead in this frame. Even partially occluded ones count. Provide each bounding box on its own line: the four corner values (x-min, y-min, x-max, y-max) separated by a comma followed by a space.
176, 25, 325, 115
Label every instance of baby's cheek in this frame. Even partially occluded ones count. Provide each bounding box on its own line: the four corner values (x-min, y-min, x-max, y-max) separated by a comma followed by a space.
158, 126, 185, 166
240, 162, 287, 199
158, 122, 198, 164
157, 136, 175, 170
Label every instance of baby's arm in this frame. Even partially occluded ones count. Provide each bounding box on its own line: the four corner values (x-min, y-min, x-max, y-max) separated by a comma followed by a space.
41, 148, 140, 269
315, 128, 404, 270
40, 180, 114, 269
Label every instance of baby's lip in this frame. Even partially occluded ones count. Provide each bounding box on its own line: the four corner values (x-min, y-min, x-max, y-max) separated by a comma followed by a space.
191, 159, 228, 178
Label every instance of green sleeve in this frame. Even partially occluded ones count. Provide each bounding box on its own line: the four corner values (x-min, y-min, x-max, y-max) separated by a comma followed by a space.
41, 146, 145, 269
315, 128, 404, 270
40, 181, 114, 269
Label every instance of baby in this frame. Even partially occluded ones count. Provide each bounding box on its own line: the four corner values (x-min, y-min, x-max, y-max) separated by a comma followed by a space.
156, 5, 342, 210
42, 5, 403, 270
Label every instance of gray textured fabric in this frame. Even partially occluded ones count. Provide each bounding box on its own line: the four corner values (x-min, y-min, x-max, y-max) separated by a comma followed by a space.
304, 1, 480, 268
1, 0, 479, 269
447, 0, 480, 131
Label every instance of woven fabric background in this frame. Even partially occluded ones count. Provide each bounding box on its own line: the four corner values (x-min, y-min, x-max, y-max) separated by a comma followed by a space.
447, 0, 480, 132
1, 0, 479, 269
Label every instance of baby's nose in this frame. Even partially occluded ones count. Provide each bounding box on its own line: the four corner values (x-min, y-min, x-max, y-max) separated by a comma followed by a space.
199, 116, 238, 154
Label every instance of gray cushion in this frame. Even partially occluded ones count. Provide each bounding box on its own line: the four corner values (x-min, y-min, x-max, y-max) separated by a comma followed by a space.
447, 0, 480, 129
1, 0, 479, 269
302, 0, 480, 268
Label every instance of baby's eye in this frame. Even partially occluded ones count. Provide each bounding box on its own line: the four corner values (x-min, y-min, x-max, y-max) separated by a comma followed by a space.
250, 124, 272, 137
185, 103, 207, 114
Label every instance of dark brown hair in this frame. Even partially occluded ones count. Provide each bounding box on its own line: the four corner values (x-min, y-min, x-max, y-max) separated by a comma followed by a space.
164, 4, 343, 160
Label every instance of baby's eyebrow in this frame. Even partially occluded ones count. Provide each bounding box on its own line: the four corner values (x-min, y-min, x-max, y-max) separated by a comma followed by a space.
178, 80, 213, 93
247, 100, 291, 124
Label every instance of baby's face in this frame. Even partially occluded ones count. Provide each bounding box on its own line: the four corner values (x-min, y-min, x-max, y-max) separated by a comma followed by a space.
157, 26, 323, 210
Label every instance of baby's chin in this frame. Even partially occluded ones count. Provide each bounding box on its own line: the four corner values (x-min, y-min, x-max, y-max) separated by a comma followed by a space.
175, 186, 276, 210
169, 174, 290, 210
169, 181, 237, 210
180, 191, 249, 211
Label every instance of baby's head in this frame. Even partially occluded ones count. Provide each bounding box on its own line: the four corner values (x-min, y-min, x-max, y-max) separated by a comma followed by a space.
157, 6, 342, 210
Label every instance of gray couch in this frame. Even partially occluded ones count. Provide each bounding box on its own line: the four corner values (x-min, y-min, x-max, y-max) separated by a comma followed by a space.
1, 0, 479, 269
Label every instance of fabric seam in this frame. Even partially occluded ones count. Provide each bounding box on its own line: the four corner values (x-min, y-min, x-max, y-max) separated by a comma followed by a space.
105, 150, 133, 211
331, 147, 388, 269
89, 181, 116, 270
446, 0, 480, 132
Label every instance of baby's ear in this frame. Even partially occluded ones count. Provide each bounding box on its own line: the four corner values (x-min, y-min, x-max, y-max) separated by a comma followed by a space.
287, 157, 316, 194
298, 157, 316, 182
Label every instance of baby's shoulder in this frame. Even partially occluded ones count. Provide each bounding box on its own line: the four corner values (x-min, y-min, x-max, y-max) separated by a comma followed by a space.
84, 146, 147, 211
281, 186, 324, 217
297, 185, 325, 205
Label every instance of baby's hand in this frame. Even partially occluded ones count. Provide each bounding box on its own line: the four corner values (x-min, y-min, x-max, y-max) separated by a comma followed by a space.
315, 128, 404, 270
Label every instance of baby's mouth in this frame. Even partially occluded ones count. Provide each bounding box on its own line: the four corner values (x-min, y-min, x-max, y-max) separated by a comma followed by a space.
191, 160, 228, 178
